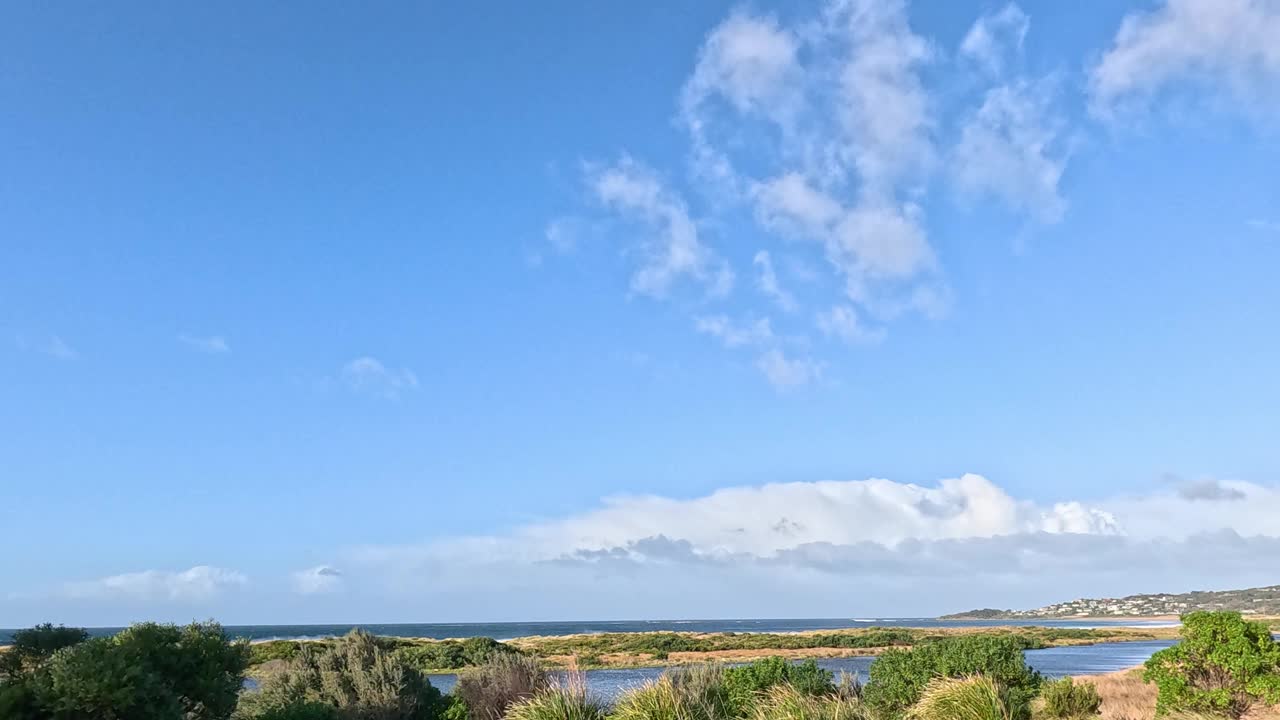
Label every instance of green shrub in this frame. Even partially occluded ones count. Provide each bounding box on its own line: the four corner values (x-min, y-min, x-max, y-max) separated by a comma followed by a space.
1143, 611, 1280, 718
749, 684, 869, 720
26, 621, 248, 720
250, 641, 309, 666
865, 636, 1041, 719
0, 624, 90, 677
453, 652, 548, 720
244, 629, 444, 720
723, 657, 834, 709
395, 638, 517, 672
906, 676, 1015, 720
505, 676, 607, 720
1038, 678, 1101, 718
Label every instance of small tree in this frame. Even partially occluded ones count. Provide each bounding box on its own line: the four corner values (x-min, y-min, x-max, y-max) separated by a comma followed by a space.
1038, 677, 1101, 718
1143, 611, 1280, 718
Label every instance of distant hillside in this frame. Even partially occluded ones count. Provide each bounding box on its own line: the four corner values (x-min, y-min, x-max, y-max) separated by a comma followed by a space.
942, 584, 1280, 619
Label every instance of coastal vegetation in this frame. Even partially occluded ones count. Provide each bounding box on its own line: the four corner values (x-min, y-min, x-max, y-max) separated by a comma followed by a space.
2, 612, 1278, 720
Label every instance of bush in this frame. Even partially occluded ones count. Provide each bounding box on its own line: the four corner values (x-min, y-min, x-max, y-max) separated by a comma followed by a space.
0, 624, 90, 677
906, 676, 1015, 720
865, 636, 1041, 719
244, 629, 444, 720
723, 658, 835, 711
504, 675, 607, 720
1038, 678, 1101, 718
1143, 611, 1280, 718
252, 701, 342, 720
453, 652, 549, 720
20, 621, 248, 720
749, 685, 869, 720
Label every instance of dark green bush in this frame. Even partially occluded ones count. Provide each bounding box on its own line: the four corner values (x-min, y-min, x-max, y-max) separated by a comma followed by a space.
251, 701, 341, 720
16, 621, 248, 720
1143, 611, 1280, 718
722, 658, 834, 713
865, 635, 1041, 719
0, 624, 90, 677
1039, 677, 1101, 718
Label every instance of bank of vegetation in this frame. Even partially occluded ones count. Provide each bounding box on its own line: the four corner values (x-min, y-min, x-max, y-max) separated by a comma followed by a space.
1, 611, 1276, 720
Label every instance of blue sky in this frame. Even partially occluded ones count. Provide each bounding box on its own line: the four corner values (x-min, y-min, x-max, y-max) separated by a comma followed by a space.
4, 0, 1280, 627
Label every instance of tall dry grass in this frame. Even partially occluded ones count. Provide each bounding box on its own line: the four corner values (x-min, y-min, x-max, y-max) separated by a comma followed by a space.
1074, 668, 1280, 720
906, 676, 1016, 720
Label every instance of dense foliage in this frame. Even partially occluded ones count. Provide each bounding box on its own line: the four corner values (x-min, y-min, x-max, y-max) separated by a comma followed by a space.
0, 621, 248, 720
240, 629, 445, 720
864, 636, 1041, 719
1142, 611, 1280, 718
0, 624, 90, 678
1038, 677, 1101, 718
723, 657, 835, 710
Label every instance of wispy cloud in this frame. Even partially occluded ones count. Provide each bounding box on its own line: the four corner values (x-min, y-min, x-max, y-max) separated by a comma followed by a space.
62, 565, 246, 601
752, 251, 797, 312
588, 156, 734, 299
1089, 0, 1280, 120
1248, 219, 1280, 233
16, 334, 76, 359
178, 333, 230, 354
694, 314, 774, 349
342, 357, 419, 399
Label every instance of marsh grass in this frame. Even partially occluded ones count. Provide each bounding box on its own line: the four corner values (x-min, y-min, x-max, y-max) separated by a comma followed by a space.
504, 673, 607, 720
749, 685, 871, 720
1039, 678, 1102, 719
907, 676, 1016, 720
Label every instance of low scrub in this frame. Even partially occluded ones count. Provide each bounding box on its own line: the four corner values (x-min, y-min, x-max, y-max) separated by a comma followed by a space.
1038, 678, 1101, 719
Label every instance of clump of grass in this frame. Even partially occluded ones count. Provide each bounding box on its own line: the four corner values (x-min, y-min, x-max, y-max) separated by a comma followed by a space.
749, 684, 870, 720
907, 676, 1017, 720
1039, 678, 1102, 719
610, 677, 685, 720
453, 652, 549, 720
668, 663, 735, 719
505, 673, 607, 720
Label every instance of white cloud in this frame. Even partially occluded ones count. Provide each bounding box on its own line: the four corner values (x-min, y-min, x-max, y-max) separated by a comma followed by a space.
340, 473, 1280, 617
953, 80, 1069, 223
751, 251, 797, 312
16, 334, 76, 359
178, 334, 230, 354
590, 157, 733, 299
1248, 218, 1280, 233
63, 566, 246, 601
755, 348, 821, 389
816, 304, 883, 344
695, 314, 774, 348
291, 565, 344, 595
960, 3, 1030, 77
342, 356, 419, 399
1089, 0, 1280, 119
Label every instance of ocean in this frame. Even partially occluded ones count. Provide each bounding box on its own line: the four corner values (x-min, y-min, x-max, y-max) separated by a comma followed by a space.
0, 616, 1177, 645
